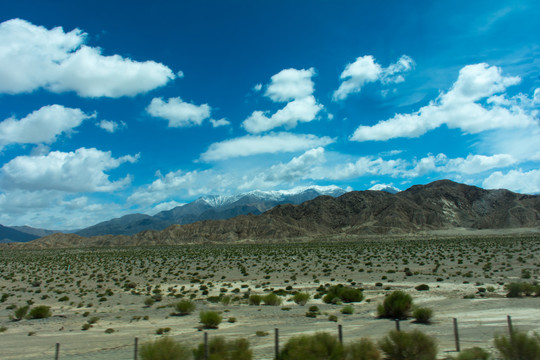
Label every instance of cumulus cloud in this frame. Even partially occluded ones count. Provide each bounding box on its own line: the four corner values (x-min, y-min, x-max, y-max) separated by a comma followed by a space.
0, 18, 175, 97
200, 132, 334, 162
444, 154, 516, 174
351, 63, 535, 141
242, 68, 323, 133
147, 97, 211, 127
243, 96, 323, 133
210, 118, 231, 128
0, 148, 138, 192
97, 119, 126, 133
265, 68, 316, 102
333, 55, 414, 101
0, 105, 93, 149
483, 169, 540, 194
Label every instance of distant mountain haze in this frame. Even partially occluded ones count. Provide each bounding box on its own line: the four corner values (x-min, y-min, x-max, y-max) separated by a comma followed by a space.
17, 180, 540, 248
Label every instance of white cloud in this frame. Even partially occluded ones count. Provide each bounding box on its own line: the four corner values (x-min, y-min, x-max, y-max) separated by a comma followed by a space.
242, 96, 323, 133
483, 169, 540, 194
151, 200, 185, 214
0, 105, 93, 149
0, 18, 174, 97
97, 119, 126, 133
242, 68, 323, 133
177, 70, 184, 78
333, 55, 414, 101
0, 148, 138, 192
253, 83, 262, 92
210, 118, 231, 128
265, 68, 316, 102
351, 63, 535, 141
200, 132, 334, 162
147, 97, 211, 127
444, 154, 516, 174
240, 147, 326, 189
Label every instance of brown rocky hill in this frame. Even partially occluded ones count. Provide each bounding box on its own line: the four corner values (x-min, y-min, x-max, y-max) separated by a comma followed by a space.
21, 180, 540, 248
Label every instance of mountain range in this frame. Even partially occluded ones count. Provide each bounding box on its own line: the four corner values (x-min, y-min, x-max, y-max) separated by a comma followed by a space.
18, 180, 540, 248
1, 185, 348, 242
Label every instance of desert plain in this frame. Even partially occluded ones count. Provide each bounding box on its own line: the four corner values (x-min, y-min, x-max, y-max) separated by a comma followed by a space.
1, 233, 539, 359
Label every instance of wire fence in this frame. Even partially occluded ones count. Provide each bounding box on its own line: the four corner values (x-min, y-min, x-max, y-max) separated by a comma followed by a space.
3, 315, 537, 360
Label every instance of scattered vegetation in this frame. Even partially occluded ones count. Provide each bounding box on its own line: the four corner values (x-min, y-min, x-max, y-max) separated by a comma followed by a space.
199, 311, 222, 329
378, 329, 437, 360
494, 330, 540, 360
377, 291, 413, 320
139, 336, 192, 360
193, 336, 252, 360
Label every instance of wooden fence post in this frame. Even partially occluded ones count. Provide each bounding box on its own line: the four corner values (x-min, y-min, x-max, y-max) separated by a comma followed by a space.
204, 332, 209, 360
395, 319, 400, 331
275, 328, 280, 360
55, 343, 60, 360
453, 318, 460, 353
507, 315, 513, 337
338, 324, 343, 344
134, 337, 138, 360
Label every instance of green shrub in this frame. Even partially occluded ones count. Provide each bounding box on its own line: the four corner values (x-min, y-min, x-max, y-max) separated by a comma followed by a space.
415, 284, 430, 291
194, 336, 252, 360
155, 327, 171, 335
104, 328, 115, 334
174, 300, 196, 315
494, 331, 540, 360
378, 329, 437, 360
140, 336, 192, 360
345, 338, 381, 360
144, 297, 155, 307
377, 291, 413, 320
28, 305, 51, 319
13, 305, 29, 321
262, 293, 282, 306
280, 332, 344, 360
413, 306, 433, 324
323, 285, 363, 304
0, 326, 7, 333
292, 292, 310, 306
455, 347, 490, 360
199, 311, 222, 329
248, 294, 262, 305
82, 323, 92, 331
341, 305, 354, 315
329, 315, 338, 322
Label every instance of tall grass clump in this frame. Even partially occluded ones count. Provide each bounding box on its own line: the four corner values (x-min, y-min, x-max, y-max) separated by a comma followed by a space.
28, 305, 51, 319
199, 311, 222, 329
377, 291, 413, 320
279, 332, 344, 360
345, 338, 381, 360
378, 329, 437, 360
12, 305, 29, 321
139, 336, 192, 360
193, 336, 252, 360
454, 347, 490, 360
494, 330, 540, 360
292, 292, 310, 306
413, 306, 433, 324
248, 294, 262, 305
174, 300, 196, 315
262, 293, 282, 306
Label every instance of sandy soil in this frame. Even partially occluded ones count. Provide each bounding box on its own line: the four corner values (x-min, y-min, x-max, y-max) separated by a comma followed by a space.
0, 235, 539, 359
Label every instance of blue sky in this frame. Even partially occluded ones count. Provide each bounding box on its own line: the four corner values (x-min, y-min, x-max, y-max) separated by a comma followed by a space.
0, 0, 539, 230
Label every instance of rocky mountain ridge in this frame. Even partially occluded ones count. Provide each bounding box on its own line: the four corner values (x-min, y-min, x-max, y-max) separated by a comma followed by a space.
20, 180, 540, 248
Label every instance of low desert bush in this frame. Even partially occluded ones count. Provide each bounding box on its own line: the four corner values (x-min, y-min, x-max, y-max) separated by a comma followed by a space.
378, 329, 437, 360
144, 297, 155, 307
28, 305, 51, 319
345, 338, 381, 360
377, 291, 413, 320
199, 311, 222, 329
415, 284, 430, 291
262, 293, 282, 306
279, 332, 344, 360
341, 305, 354, 315
193, 336, 252, 360
174, 300, 196, 315
454, 347, 490, 360
494, 330, 540, 360
248, 294, 262, 305
13, 305, 29, 321
413, 306, 433, 324
140, 336, 192, 360
323, 285, 363, 304
292, 292, 310, 306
